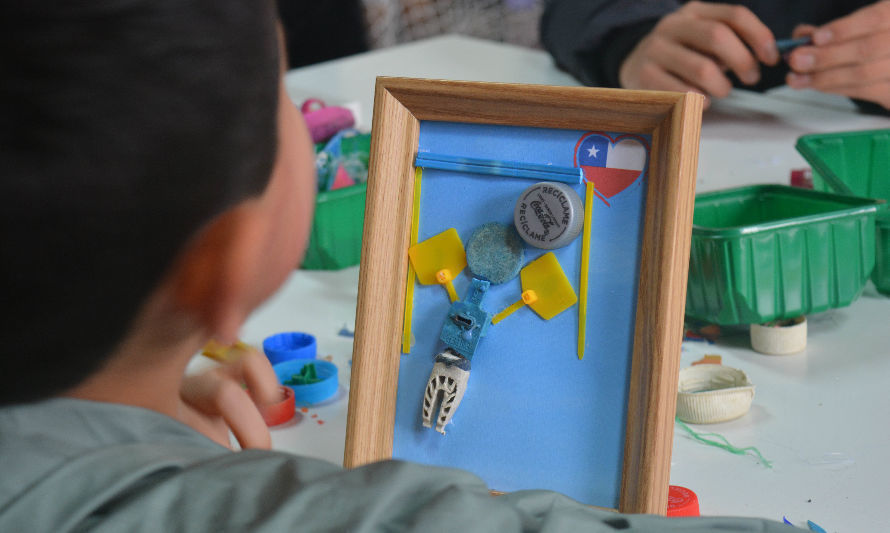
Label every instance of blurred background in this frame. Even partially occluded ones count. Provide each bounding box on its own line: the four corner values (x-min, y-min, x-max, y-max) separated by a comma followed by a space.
279, 0, 544, 69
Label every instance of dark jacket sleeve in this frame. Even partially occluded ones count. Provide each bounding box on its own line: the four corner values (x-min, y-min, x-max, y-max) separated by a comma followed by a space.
540, 0, 680, 87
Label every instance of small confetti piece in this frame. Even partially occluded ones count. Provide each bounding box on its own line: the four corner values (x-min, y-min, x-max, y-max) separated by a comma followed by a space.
301, 407, 309, 413
683, 322, 721, 343
311, 414, 318, 418
692, 354, 722, 365
317, 420, 325, 425
807, 520, 827, 533
683, 331, 714, 344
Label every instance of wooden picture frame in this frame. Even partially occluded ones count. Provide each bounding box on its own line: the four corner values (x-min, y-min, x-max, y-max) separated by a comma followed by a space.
345, 77, 703, 515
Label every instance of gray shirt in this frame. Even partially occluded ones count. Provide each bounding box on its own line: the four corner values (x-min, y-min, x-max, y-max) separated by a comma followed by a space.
0, 399, 792, 532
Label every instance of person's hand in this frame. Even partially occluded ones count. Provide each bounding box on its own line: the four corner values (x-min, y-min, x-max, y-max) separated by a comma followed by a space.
786, 2, 890, 109
619, 1, 779, 104
178, 347, 280, 450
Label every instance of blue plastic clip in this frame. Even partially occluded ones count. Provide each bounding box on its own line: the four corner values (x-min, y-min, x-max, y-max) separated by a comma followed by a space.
439, 278, 492, 359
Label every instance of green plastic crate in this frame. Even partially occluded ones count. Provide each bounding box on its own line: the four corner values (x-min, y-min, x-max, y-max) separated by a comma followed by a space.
796, 129, 890, 295
686, 185, 884, 325
301, 183, 366, 270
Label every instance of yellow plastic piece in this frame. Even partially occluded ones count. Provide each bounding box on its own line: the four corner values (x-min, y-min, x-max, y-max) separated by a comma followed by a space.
408, 228, 466, 303
521, 289, 538, 304
521, 252, 578, 320
491, 298, 525, 325
492, 252, 578, 326
201, 339, 250, 363
578, 181, 595, 360
402, 167, 423, 354
436, 269, 459, 302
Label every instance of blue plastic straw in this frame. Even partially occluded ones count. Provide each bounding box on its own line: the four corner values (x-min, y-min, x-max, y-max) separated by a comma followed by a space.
415, 153, 584, 184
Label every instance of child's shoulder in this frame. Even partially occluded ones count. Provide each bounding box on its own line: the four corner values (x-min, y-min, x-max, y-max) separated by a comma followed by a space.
0, 399, 223, 523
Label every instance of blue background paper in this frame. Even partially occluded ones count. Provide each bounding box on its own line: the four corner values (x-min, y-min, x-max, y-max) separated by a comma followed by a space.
393, 121, 650, 507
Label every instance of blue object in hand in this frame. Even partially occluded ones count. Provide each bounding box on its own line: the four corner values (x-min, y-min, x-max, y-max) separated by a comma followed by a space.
776, 36, 812, 54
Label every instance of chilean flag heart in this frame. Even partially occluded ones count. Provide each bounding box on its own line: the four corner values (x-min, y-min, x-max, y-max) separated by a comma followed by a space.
574, 132, 649, 206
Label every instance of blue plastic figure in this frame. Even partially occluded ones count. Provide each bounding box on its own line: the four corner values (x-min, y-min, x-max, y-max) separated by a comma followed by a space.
422, 278, 492, 434
439, 278, 491, 359
420, 222, 535, 435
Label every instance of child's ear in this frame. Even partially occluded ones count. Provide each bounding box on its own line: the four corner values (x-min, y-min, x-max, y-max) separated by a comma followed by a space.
170, 201, 270, 343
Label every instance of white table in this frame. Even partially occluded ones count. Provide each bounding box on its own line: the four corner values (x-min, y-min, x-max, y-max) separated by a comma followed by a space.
248, 35, 890, 531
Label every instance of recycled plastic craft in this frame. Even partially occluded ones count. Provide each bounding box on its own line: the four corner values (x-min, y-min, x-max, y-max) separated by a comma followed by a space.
408, 223, 577, 435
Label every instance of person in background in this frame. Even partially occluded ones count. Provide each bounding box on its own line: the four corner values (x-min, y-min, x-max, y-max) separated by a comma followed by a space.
277, 0, 546, 70
278, 0, 369, 68
541, 0, 890, 112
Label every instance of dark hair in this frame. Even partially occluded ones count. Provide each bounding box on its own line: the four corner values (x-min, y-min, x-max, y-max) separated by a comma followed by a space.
0, 1, 280, 404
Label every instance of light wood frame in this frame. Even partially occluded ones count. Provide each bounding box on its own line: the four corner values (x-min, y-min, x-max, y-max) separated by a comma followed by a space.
345, 77, 704, 515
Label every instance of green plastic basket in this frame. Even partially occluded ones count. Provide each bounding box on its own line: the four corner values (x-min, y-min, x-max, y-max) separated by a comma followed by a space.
686, 185, 884, 325
301, 183, 366, 270
796, 129, 890, 295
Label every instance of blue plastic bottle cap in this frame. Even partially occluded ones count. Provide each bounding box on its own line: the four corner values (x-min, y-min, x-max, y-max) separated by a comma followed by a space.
514, 182, 584, 249
263, 332, 317, 365
273, 359, 339, 406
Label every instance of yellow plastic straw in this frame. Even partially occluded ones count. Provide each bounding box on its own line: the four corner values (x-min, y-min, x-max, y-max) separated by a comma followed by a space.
578, 181, 594, 360
492, 298, 525, 325
402, 167, 423, 354
442, 279, 459, 303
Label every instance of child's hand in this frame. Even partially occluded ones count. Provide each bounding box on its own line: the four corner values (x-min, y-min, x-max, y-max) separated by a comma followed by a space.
786, 3, 890, 110
178, 348, 280, 450
619, 2, 779, 104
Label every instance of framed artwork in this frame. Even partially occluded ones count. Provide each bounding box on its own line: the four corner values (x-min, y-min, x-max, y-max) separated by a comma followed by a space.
345, 77, 703, 514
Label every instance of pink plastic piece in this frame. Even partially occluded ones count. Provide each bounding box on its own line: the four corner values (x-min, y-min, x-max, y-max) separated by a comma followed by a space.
303, 106, 355, 143
330, 165, 356, 190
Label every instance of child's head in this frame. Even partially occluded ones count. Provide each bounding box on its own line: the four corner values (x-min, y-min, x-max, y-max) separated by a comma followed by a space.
0, 1, 312, 405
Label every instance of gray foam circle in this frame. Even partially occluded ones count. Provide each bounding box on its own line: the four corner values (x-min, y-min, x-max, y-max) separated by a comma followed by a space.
466, 222, 524, 284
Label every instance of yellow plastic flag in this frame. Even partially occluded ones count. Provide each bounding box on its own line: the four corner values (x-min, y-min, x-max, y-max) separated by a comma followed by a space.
492, 252, 577, 324
408, 228, 466, 303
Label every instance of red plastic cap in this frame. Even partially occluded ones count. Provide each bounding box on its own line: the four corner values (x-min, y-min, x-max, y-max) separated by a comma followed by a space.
790, 168, 813, 189
667, 485, 700, 517
258, 386, 296, 427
